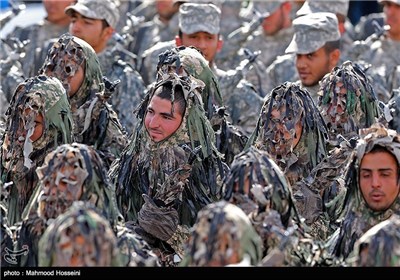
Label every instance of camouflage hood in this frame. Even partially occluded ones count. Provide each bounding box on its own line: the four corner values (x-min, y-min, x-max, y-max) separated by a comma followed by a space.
157, 46, 223, 119
318, 61, 380, 143
38, 201, 122, 267
223, 146, 298, 228
180, 200, 262, 266
109, 74, 225, 223
39, 33, 105, 109
1, 75, 73, 225
31, 143, 122, 228
333, 123, 400, 258
247, 82, 328, 180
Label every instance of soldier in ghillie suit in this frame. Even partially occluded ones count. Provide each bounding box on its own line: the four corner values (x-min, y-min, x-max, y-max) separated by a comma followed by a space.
350, 214, 400, 267
109, 74, 227, 266
290, 61, 381, 241
327, 123, 400, 263
179, 200, 262, 267
16, 143, 158, 267
156, 46, 247, 165
65, 0, 147, 134
246, 82, 328, 186
0, 75, 73, 226
14, 143, 122, 267
39, 33, 128, 168
222, 146, 302, 260
38, 201, 123, 267
318, 60, 380, 149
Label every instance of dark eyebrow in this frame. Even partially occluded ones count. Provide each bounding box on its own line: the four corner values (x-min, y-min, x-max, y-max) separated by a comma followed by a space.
360, 168, 395, 172
160, 112, 175, 119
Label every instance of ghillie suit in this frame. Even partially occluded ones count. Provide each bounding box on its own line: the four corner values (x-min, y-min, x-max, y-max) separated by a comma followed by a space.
0, 75, 73, 226
15, 143, 122, 267
222, 146, 302, 258
180, 200, 262, 267
351, 214, 400, 267
109, 74, 227, 266
318, 60, 380, 149
39, 33, 127, 167
246, 82, 328, 186
38, 201, 122, 267
156, 46, 246, 165
328, 123, 400, 261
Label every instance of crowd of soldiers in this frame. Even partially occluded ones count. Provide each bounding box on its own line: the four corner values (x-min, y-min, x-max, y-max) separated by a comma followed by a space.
1, 0, 400, 267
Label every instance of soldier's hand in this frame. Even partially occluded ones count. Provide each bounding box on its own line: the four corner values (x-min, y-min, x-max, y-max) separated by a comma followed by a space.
138, 194, 179, 241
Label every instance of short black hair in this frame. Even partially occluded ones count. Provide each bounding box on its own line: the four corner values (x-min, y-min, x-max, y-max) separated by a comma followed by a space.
324, 39, 341, 54
154, 82, 186, 117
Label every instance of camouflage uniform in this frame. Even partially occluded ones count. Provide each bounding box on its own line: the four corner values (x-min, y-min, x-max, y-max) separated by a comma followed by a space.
217, 1, 293, 95
328, 124, 400, 261
246, 82, 328, 186
109, 74, 227, 266
351, 214, 400, 267
65, 0, 147, 134
388, 87, 400, 133
350, 0, 400, 103
180, 201, 262, 267
7, 13, 70, 78
15, 143, 122, 267
39, 34, 128, 167
38, 201, 123, 267
0, 75, 73, 226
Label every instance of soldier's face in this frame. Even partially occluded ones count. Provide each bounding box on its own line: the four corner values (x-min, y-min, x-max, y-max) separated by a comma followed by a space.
266, 106, 303, 157
177, 32, 223, 63
69, 12, 111, 53
68, 64, 84, 97
261, 5, 285, 36
359, 150, 400, 211
383, 2, 400, 39
145, 95, 184, 142
296, 47, 339, 87
43, 0, 75, 24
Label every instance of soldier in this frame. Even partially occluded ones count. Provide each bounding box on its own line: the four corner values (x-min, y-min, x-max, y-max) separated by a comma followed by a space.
65, 0, 146, 134
15, 143, 122, 267
292, 61, 381, 241
351, 0, 400, 103
6, 0, 75, 77
246, 82, 328, 186
109, 74, 227, 266
329, 123, 400, 261
0, 75, 73, 226
266, 12, 341, 101
175, 2, 263, 137
222, 146, 302, 260
217, 0, 293, 81
38, 201, 122, 267
39, 33, 128, 168
179, 200, 262, 267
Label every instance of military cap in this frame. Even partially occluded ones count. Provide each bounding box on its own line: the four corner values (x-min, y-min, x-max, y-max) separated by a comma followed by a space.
296, 0, 350, 17
378, 0, 400, 5
65, 0, 120, 29
286, 12, 340, 54
242, 0, 287, 19
179, 3, 221, 34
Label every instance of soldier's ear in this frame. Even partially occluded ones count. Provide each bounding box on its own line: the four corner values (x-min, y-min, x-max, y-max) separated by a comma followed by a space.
217, 38, 223, 52
175, 35, 183, 47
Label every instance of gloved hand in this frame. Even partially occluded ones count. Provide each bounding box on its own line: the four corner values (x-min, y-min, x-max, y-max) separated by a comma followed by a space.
138, 194, 179, 241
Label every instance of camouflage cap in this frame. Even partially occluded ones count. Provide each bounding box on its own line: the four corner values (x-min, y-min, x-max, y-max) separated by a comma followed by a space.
377, 0, 400, 5
179, 3, 221, 35
286, 12, 340, 54
296, 0, 350, 17
65, 0, 120, 29
243, 0, 287, 19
